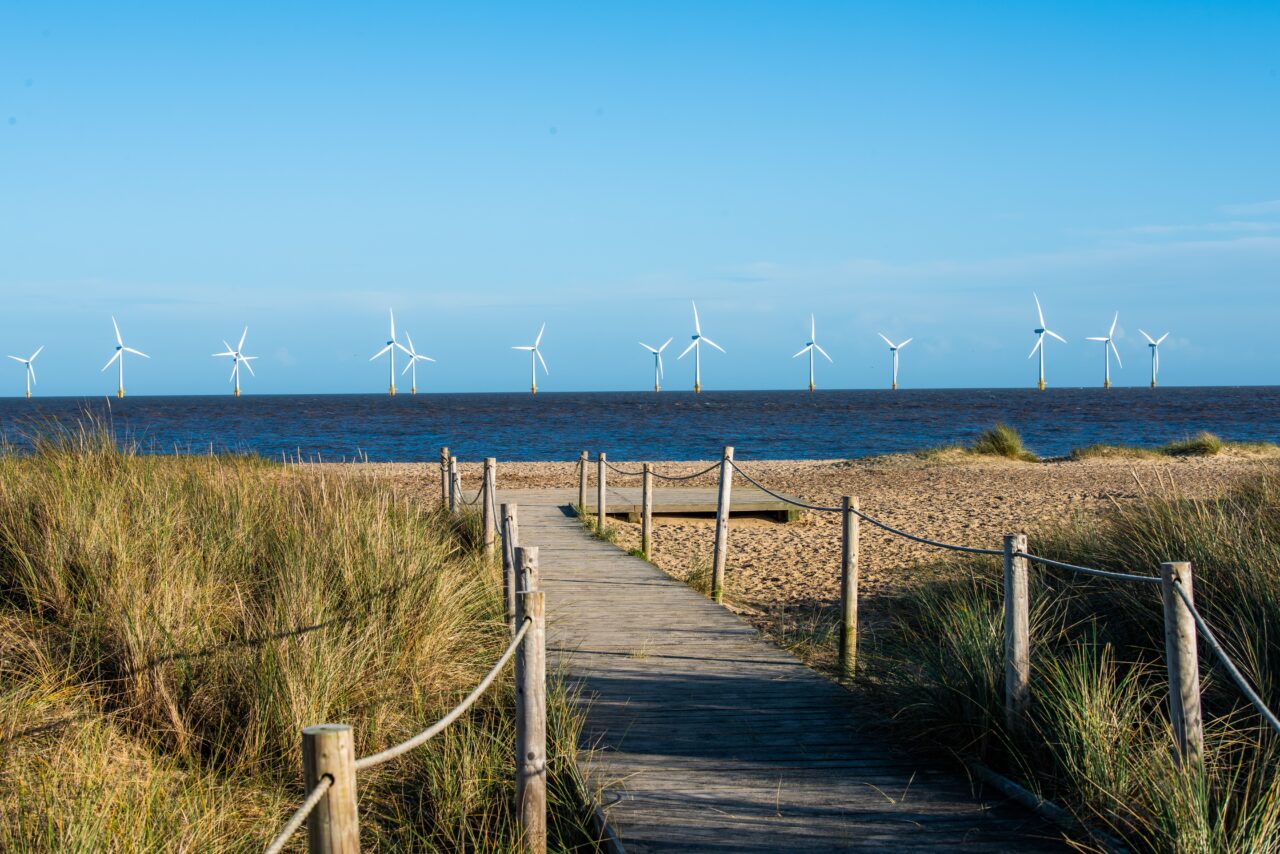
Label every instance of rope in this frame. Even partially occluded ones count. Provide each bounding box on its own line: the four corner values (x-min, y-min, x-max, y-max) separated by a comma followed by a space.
852, 506, 1005, 556
354, 618, 531, 771
603, 460, 647, 477
458, 484, 485, 507
1016, 552, 1162, 585
1172, 581, 1280, 737
651, 462, 721, 482
725, 459, 841, 512
264, 776, 333, 854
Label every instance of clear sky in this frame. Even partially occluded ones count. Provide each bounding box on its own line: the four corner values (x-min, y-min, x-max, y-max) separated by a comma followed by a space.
2, 2, 1278, 395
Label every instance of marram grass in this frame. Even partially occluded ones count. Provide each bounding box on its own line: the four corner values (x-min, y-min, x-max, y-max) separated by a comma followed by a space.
0, 428, 596, 852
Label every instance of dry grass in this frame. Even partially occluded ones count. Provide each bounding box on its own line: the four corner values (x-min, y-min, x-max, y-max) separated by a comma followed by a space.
0, 425, 596, 852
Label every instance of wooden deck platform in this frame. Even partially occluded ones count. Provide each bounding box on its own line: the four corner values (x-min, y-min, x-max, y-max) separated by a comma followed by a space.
582, 485, 800, 522
497, 488, 1071, 852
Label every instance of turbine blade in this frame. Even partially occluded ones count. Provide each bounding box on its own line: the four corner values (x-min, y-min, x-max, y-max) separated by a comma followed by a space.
793, 344, 813, 359
389, 308, 396, 340
640, 342, 658, 353
124, 347, 149, 358
1139, 329, 1156, 345
810, 314, 815, 339
692, 301, 701, 335
404, 331, 415, 353
370, 344, 393, 360
229, 362, 239, 382
536, 348, 549, 374
242, 359, 256, 376
1085, 337, 1107, 342
420, 355, 436, 362
29, 345, 43, 361
535, 323, 545, 347
898, 338, 912, 349
702, 337, 725, 354
7, 355, 24, 363
1047, 330, 1067, 344
659, 337, 672, 351
512, 345, 534, 351
878, 333, 894, 348
28, 364, 36, 384
1028, 336, 1043, 359
815, 343, 833, 362
658, 353, 664, 378
1109, 312, 1118, 338
102, 351, 121, 371
238, 326, 248, 351
112, 316, 123, 346
678, 339, 698, 359
1157, 332, 1169, 345
1033, 293, 1045, 328
402, 360, 413, 375
212, 351, 234, 357
395, 342, 413, 357
1110, 340, 1123, 368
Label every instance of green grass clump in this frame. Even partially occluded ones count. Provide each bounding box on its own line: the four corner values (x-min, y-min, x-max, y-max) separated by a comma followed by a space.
870, 472, 1280, 851
0, 426, 596, 852
1070, 432, 1278, 460
969, 423, 1038, 461
1161, 431, 1226, 456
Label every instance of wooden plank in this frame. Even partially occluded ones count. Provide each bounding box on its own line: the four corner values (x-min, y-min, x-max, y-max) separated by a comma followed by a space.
494, 487, 1071, 853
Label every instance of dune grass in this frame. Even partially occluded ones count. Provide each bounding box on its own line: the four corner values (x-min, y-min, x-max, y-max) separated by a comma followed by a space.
1070, 431, 1280, 461
915, 422, 1039, 462
0, 426, 597, 852
869, 471, 1280, 852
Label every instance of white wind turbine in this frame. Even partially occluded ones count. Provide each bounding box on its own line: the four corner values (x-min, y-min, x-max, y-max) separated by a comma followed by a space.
7, 346, 43, 398
1139, 329, 1170, 388
1085, 312, 1123, 389
369, 309, 409, 396
1028, 293, 1066, 390
877, 333, 912, 390
793, 314, 832, 391
212, 327, 257, 396
400, 331, 435, 394
512, 323, 548, 394
678, 301, 724, 393
102, 316, 149, 398
639, 338, 673, 392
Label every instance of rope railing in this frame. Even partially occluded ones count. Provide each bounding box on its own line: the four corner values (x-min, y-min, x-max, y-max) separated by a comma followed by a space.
651, 461, 721, 482
265, 777, 333, 854
1015, 552, 1162, 585
355, 617, 531, 771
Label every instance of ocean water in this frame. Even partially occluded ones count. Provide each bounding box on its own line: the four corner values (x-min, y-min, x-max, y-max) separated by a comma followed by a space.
1, 388, 1277, 462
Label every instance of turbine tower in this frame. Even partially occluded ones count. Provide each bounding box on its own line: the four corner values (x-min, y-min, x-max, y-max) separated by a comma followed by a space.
369, 309, 409, 396
1028, 293, 1066, 390
7, 346, 43, 398
512, 323, 548, 394
213, 327, 257, 396
400, 331, 435, 394
677, 301, 724, 393
101, 317, 149, 398
1139, 329, 1169, 388
1085, 312, 1122, 389
793, 314, 832, 391
639, 338, 672, 392
877, 333, 912, 390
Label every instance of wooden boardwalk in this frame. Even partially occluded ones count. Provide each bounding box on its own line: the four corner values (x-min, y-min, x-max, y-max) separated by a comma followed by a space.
499, 488, 1070, 852
583, 485, 799, 522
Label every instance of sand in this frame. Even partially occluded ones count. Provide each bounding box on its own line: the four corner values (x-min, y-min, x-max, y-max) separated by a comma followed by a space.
362, 452, 1277, 645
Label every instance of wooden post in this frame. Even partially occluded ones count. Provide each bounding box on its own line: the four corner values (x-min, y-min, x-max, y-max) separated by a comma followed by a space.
501, 504, 520, 636
1003, 533, 1031, 736
516, 546, 540, 596
596, 452, 607, 532
578, 450, 589, 514
439, 447, 450, 508
711, 446, 734, 604
302, 724, 360, 854
515, 589, 547, 854
839, 497, 860, 677
1161, 561, 1204, 768
641, 463, 653, 559
448, 456, 460, 513
482, 458, 497, 556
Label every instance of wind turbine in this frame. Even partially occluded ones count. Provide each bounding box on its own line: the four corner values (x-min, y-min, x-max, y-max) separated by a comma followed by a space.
677, 301, 724, 393
1139, 329, 1170, 388
512, 323, 548, 394
877, 333, 912, 390
1085, 312, 1122, 389
639, 338, 672, 392
101, 316, 149, 398
212, 327, 257, 397
1028, 293, 1066, 390
793, 314, 832, 391
400, 331, 435, 394
369, 309, 409, 396
7, 346, 43, 398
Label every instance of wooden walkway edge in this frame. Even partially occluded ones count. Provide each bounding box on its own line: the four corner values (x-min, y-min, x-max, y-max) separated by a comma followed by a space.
499, 488, 1071, 852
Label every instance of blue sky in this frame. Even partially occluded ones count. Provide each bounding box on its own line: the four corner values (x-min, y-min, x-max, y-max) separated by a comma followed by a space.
2, 2, 1278, 395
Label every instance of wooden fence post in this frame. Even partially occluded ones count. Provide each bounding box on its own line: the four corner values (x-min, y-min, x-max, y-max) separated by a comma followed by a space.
1160, 561, 1205, 768
596, 453, 607, 532
711, 446, 734, 604
516, 546, 540, 597
515, 589, 547, 854
839, 497, 860, 677
439, 447, 450, 508
448, 456, 460, 513
642, 463, 653, 559
578, 450, 589, 514
482, 458, 497, 556
501, 504, 520, 636
1003, 533, 1030, 736
302, 724, 360, 854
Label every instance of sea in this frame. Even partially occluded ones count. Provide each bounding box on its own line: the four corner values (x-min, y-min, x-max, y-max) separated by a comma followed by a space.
0, 388, 1277, 462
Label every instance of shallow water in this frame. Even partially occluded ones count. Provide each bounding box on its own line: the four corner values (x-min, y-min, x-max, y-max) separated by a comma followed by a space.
1, 387, 1277, 462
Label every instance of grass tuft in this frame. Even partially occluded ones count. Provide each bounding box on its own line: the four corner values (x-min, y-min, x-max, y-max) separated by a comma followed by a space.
970, 423, 1039, 461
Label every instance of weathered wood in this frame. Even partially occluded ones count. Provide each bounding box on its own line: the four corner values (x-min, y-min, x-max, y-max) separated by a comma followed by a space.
515, 590, 547, 854
839, 496, 859, 677
582, 485, 802, 520
596, 452, 607, 532
578, 450, 589, 513
516, 546, 540, 596
448, 456, 460, 513
1003, 533, 1031, 735
1160, 561, 1204, 768
711, 446, 734, 604
302, 724, 360, 854
482, 457, 497, 556
440, 446, 450, 508
641, 463, 653, 559
501, 503, 520, 636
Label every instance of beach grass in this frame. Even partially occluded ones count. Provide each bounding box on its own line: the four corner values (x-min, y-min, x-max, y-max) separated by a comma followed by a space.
1070, 431, 1280, 460
914, 422, 1039, 462
868, 470, 1280, 851
0, 425, 597, 852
